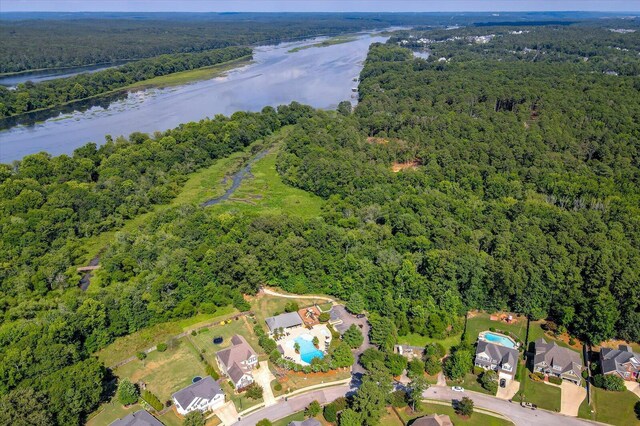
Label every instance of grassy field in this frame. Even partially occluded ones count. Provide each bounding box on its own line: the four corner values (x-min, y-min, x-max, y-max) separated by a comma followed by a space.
514, 373, 561, 412
188, 315, 262, 366
114, 337, 207, 402
398, 332, 462, 354
396, 402, 514, 426
270, 368, 352, 396
588, 387, 639, 425
96, 305, 236, 367
124, 56, 253, 91
208, 143, 324, 219
446, 373, 493, 395
247, 291, 329, 326
464, 313, 528, 345
288, 35, 358, 53
86, 401, 143, 426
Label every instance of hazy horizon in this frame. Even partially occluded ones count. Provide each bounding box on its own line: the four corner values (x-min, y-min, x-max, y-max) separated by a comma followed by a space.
2, 0, 639, 13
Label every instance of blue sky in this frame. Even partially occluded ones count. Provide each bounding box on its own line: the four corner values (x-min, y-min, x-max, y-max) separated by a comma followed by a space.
2, 1, 639, 13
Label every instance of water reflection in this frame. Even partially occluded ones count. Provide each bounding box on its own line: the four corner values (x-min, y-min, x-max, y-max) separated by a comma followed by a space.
0, 33, 388, 162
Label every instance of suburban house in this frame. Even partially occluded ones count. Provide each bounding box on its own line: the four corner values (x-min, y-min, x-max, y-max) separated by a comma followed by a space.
172, 376, 225, 416
600, 344, 640, 381
532, 338, 583, 385
216, 334, 258, 390
288, 419, 322, 426
474, 340, 519, 380
110, 410, 163, 426
265, 311, 303, 334
411, 414, 454, 426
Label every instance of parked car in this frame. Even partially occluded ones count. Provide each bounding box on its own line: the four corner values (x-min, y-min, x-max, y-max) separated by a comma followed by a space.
500, 378, 506, 388
451, 386, 465, 392
356, 314, 365, 319
521, 402, 537, 410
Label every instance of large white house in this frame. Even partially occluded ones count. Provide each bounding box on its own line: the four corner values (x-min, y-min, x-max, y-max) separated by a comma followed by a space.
171, 376, 225, 416
216, 334, 258, 390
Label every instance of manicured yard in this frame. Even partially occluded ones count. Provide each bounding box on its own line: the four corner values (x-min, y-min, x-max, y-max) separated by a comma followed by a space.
527, 320, 582, 351
446, 373, 492, 395
398, 332, 462, 354
86, 402, 143, 426
464, 313, 528, 345
270, 368, 352, 396
188, 315, 263, 366
248, 292, 329, 325
114, 337, 207, 402
221, 380, 264, 412
272, 412, 330, 426
514, 374, 561, 412
589, 387, 639, 426
158, 410, 222, 426
96, 305, 236, 367
397, 402, 514, 426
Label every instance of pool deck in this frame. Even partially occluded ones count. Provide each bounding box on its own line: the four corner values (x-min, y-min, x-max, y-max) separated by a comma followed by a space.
478, 330, 519, 348
276, 324, 332, 365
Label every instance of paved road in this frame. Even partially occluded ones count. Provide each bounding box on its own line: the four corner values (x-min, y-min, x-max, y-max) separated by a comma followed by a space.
233, 384, 352, 426
424, 386, 594, 426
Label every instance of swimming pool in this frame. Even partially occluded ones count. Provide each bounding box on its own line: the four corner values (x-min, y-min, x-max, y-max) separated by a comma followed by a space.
481, 331, 517, 348
295, 335, 324, 364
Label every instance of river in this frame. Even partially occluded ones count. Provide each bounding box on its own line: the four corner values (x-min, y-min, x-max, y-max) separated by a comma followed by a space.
0, 61, 132, 87
0, 32, 390, 163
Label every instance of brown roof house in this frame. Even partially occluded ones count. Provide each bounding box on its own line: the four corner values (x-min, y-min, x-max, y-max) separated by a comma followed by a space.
600, 344, 640, 381
411, 414, 454, 426
216, 335, 258, 390
110, 410, 163, 426
533, 338, 583, 385
172, 376, 225, 416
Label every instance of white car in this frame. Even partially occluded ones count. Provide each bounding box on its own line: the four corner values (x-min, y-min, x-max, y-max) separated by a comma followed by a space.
451, 386, 465, 392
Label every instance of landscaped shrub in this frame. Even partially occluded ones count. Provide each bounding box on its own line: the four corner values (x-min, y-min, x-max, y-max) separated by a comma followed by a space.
568, 337, 576, 346
319, 312, 330, 322
142, 389, 163, 411
117, 379, 139, 406
324, 402, 338, 422
489, 327, 496, 332
136, 352, 147, 360
191, 330, 197, 336
548, 376, 563, 385
305, 400, 321, 417
273, 382, 282, 392
390, 390, 408, 407
473, 366, 485, 375
582, 370, 589, 380
593, 374, 625, 391
284, 301, 299, 313
246, 383, 264, 400
479, 370, 498, 393
259, 334, 277, 353
157, 343, 168, 352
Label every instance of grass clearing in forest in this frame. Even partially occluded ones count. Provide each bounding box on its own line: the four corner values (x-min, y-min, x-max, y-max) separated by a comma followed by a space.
114, 336, 206, 402
208, 143, 324, 219
95, 305, 236, 367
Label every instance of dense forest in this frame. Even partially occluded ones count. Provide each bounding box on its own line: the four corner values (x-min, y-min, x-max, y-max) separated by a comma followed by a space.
0, 11, 608, 73
0, 46, 251, 117
1, 21, 639, 424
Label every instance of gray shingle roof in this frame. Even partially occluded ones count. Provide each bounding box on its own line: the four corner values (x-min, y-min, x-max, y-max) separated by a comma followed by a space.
265, 312, 303, 332
411, 414, 454, 426
600, 345, 640, 376
475, 340, 518, 371
289, 419, 322, 426
110, 410, 163, 426
172, 376, 223, 409
533, 338, 582, 376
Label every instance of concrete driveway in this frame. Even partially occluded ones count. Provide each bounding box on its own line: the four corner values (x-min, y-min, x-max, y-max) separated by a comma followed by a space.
254, 361, 277, 407
215, 401, 239, 426
624, 380, 640, 398
560, 381, 586, 417
496, 378, 520, 400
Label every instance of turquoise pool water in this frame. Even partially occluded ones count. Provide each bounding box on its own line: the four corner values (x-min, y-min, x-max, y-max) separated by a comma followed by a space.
295, 336, 324, 364
483, 332, 516, 348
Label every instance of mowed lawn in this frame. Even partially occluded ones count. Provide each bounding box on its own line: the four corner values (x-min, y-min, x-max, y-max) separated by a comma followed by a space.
188, 315, 262, 366
248, 292, 329, 325
589, 387, 639, 426
398, 332, 462, 355
514, 373, 561, 412
397, 402, 514, 426
86, 402, 143, 426
114, 337, 206, 402
96, 306, 236, 367
209, 142, 324, 220
464, 313, 528, 345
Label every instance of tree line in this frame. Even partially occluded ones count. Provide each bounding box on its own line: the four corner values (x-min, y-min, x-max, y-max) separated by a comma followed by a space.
0, 46, 252, 118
